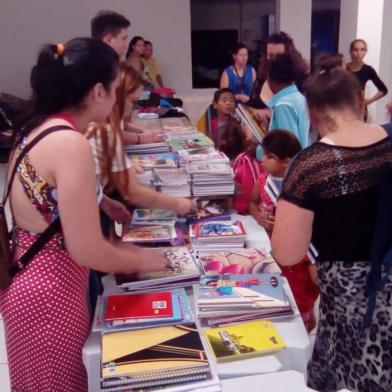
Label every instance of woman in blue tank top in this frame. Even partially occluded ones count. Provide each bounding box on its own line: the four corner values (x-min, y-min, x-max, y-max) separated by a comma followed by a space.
220, 43, 256, 104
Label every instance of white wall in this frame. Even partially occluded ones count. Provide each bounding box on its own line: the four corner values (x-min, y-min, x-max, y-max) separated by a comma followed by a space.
0, 0, 192, 98
276, 0, 312, 62
338, 0, 360, 60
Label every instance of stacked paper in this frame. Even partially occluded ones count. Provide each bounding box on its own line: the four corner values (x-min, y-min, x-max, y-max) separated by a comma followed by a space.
154, 168, 191, 197
187, 163, 235, 196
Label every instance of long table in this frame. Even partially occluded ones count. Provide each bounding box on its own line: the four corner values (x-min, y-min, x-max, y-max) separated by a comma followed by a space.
82, 214, 312, 392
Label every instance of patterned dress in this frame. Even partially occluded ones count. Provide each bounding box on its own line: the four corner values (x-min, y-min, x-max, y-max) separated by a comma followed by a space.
280, 138, 392, 392
0, 139, 90, 391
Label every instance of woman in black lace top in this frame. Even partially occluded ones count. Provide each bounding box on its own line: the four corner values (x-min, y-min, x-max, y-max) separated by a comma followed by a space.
271, 69, 392, 392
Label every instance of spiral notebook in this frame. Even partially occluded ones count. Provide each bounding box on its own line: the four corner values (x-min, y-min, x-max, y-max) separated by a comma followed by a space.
101, 323, 210, 389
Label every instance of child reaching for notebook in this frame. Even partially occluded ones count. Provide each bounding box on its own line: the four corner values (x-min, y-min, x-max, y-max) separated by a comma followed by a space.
249, 130, 318, 331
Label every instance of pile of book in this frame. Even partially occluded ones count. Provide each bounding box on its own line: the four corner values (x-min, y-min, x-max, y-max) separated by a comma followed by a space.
167, 133, 214, 153
178, 149, 228, 167
128, 152, 178, 170
204, 320, 285, 363
153, 168, 191, 197
124, 141, 170, 155
187, 163, 234, 196
97, 289, 220, 391
196, 273, 294, 327
189, 220, 247, 253
121, 224, 178, 245
186, 199, 231, 224
131, 208, 177, 227
115, 246, 202, 291
198, 248, 281, 276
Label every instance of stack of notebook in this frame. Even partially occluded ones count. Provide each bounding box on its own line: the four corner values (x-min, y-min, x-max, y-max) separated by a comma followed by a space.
190, 220, 247, 253
198, 248, 281, 276
100, 323, 218, 391
115, 246, 202, 291
178, 149, 229, 167
153, 168, 191, 197
196, 273, 294, 327
121, 224, 178, 244
204, 320, 285, 363
187, 163, 235, 196
124, 141, 170, 155
128, 152, 178, 170
97, 288, 221, 391
186, 199, 231, 224
98, 289, 194, 334
167, 133, 214, 153
131, 208, 177, 227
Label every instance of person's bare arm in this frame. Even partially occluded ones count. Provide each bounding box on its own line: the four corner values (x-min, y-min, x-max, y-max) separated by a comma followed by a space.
100, 194, 131, 223
156, 74, 164, 87
127, 56, 143, 73
112, 168, 192, 215
54, 133, 168, 274
121, 128, 164, 145
271, 199, 314, 266
220, 70, 229, 88
249, 183, 274, 231
248, 183, 263, 226
365, 91, 386, 107
251, 67, 256, 83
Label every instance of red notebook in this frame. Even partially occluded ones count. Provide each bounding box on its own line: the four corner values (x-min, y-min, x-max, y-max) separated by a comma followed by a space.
105, 292, 173, 321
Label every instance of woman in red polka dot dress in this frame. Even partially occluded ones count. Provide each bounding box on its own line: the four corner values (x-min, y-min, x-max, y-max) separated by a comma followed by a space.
0, 38, 169, 392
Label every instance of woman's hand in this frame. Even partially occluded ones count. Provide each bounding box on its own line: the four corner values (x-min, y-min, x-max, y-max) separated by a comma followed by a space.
175, 198, 193, 215
253, 210, 275, 232
136, 248, 170, 273
251, 108, 271, 128
131, 162, 145, 174
140, 131, 165, 144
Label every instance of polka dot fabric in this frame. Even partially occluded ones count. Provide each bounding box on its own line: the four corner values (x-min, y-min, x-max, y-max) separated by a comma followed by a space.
0, 228, 89, 392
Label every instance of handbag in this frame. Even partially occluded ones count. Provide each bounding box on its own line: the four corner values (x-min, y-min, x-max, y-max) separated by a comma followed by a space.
0, 124, 73, 289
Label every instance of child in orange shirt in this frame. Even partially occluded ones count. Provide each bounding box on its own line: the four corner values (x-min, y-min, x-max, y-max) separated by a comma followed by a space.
249, 130, 318, 331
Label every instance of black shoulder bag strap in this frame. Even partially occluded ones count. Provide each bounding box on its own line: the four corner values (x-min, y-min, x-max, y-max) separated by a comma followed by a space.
3, 124, 74, 278
363, 122, 392, 327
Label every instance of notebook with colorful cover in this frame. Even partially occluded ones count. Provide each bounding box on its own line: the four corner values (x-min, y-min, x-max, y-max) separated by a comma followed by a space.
198, 273, 288, 308
121, 224, 177, 243
204, 320, 285, 363
115, 246, 201, 290
131, 208, 177, 223
128, 152, 178, 169
194, 220, 246, 240
169, 134, 214, 152
105, 292, 173, 321
186, 199, 231, 223
178, 150, 229, 166
100, 288, 194, 333
199, 249, 280, 275
101, 323, 209, 380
